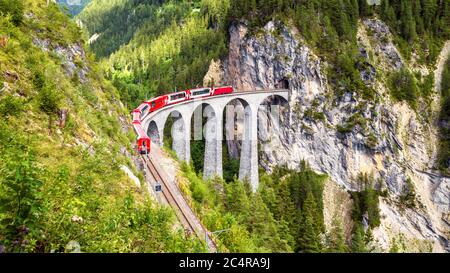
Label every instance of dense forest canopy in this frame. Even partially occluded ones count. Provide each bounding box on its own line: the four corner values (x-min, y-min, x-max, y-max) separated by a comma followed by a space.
78, 0, 448, 110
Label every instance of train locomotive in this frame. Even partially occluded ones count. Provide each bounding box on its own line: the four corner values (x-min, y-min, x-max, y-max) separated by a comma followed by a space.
132, 86, 233, 154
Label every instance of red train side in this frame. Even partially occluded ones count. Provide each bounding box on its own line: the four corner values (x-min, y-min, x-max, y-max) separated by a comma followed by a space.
147, 95, 167, 112
212, 86, 233, 96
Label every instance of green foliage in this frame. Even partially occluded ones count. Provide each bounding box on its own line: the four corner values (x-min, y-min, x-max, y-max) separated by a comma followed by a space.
0, 95, 24, 119
0, 0, 24, 26
178, 161, 330, 252
77, 0, 229, 109
78, 0, 185, 58
366, 132, 378, 149
38, 84, 62, 116
438, 56, 450, 174
0, 130, 42, 252
399, 177, 417, 209
304, 108, 326, 122
325, 216, 347, 253
351, 223, 367, 253
337, 113, 368, 134
222, 142, 240, 182
350, 173, 381, 228
0, 0, 205, 253
380, 0, 449, 64
56, 0, 91, 16
298, 191, 322, 253
388, 68, 419, 108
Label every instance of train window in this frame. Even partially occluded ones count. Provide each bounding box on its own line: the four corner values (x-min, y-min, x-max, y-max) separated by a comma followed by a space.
142, 105, 148, 112
151, 101, 156, 108
170, 93, 186, 101
192, 88, 210, 96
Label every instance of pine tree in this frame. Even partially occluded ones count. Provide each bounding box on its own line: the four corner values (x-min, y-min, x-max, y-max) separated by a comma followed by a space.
413, 0, 425, 35
364, 227, 375, 252
380, 0, 397, 26
400, 0, 417, 41
297, 191, 322, 252
0, 0, 24, 26
326, 216, 348, 253
359, 0, 372, 17
299, 213, 321, 253
351, 223, 367, 253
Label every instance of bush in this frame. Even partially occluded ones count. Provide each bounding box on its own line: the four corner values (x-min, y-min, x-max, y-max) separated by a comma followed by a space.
389, 69, 418, 109
38, 84, 61, 116
304, 108, 326, 122
399, 177, 416, 209
0, 95, 24, 118
365, 132, 378, 149
0, 0, 24, 26
350, 173, 381, 228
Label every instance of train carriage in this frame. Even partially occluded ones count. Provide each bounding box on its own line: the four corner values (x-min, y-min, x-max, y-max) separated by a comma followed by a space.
167, 91, 188, 105
132, 86, 234, 155
146, 95, 167, 114
133, 123, 150, 154
189, 87, 212, 99
132, 109, 141, 125
212, 86, 233, 96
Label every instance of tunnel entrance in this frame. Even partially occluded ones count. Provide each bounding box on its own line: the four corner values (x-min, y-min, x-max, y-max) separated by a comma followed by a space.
276, 78, 290, 89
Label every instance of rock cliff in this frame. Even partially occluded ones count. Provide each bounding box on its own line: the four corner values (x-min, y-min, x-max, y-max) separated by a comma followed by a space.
205, 20, 450, 252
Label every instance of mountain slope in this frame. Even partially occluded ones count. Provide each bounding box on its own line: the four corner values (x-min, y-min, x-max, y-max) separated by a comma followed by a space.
78, 0, 228, 108
0, 0, 204, 253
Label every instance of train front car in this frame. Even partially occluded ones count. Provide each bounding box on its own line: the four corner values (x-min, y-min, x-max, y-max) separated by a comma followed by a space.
133, 123, 151, 155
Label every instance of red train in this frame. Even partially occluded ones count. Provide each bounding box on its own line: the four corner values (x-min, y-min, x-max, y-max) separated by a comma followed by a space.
132, 86, 233, 154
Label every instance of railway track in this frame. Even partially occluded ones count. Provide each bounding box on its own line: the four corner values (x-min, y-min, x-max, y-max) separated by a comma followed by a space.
141, 154, 217, 252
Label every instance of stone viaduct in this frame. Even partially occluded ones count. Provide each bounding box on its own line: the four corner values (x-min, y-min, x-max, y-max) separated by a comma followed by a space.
141, 89, 290, 190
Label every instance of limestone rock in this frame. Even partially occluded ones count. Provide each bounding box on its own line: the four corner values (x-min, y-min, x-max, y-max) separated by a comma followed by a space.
215, 20, 449, 252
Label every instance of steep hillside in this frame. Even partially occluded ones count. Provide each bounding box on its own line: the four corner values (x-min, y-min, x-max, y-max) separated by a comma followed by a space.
0, 0, 204, 253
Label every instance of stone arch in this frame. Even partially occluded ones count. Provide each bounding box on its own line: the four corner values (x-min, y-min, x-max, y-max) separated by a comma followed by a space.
222, 98, 257, 186
163, 110, 188, 161
147, 120, 160, 145
190, 103, 221, 179
257, 94, 290, 172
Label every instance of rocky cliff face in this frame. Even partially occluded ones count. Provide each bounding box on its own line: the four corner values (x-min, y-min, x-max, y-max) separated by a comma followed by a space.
205, 20, 450, 252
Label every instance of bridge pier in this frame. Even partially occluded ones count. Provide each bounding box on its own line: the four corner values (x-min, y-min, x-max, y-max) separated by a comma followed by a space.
172, 113, 190, 162
203, 106, 222, 180
238, 105, 259, 191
